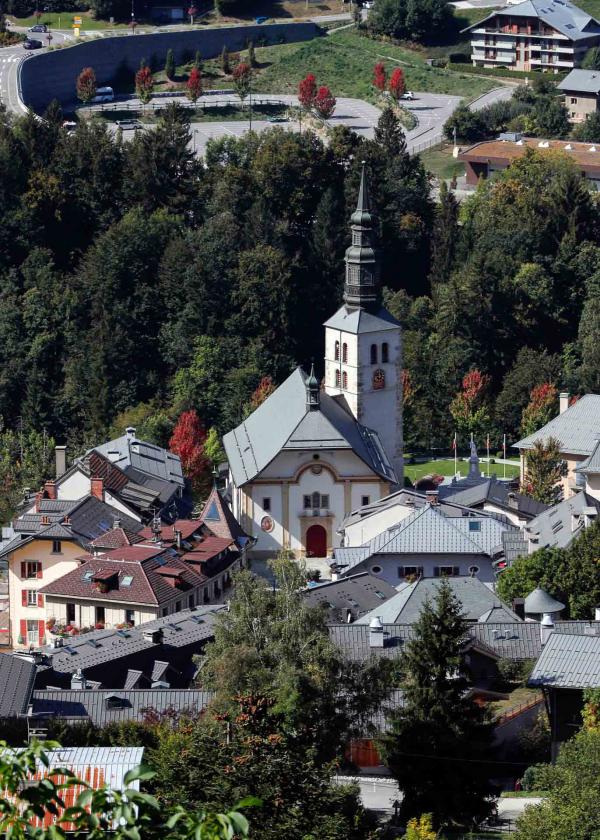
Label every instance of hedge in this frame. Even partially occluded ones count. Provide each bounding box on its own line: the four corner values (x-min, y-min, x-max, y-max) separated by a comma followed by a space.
448, 62, 568, 82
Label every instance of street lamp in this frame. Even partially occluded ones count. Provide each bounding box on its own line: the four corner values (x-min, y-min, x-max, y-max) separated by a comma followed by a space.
130, 0, 137, 34
193, 128, 198, 154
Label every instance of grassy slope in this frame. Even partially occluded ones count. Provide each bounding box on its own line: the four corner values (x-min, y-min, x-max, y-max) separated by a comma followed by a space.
404, 458, 520, 482
419, 145, 465, 179
252, 28, 497, 100
8, 10, 124, 29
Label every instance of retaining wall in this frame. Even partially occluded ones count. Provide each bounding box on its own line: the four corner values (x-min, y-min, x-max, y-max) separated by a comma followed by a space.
20, 21, 322, 112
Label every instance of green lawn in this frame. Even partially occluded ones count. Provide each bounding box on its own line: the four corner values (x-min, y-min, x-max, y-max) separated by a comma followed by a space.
404, 458, 520, 483
8, 10, 126, 29
94, 103, 290, 123
419, 145, 465, 179
251, 28, 498, 101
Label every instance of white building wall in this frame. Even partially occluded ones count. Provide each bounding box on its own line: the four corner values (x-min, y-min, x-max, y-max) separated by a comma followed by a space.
353, 553, 495, 586
251, 484, 284, 553
584, 473, 600, 501
343, 502, 416, 547
56, 470, 90, 501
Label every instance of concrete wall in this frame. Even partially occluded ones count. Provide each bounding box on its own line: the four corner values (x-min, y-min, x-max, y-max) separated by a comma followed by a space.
20, 21, 322, 112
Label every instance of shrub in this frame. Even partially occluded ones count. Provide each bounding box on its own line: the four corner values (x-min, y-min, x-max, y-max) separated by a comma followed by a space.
521, 762, 554, 791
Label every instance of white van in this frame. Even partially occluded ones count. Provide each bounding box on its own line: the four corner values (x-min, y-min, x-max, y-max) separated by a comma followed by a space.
91, 86, 114, 104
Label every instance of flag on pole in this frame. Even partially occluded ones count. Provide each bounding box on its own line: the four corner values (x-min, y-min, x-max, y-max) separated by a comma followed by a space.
486, 433, 490, 450
503, 433, 506, 459
452, 433, 457, 450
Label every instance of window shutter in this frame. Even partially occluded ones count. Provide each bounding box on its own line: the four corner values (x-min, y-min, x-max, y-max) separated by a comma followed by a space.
36, 563, 43, 579
20, 562, 26, 579
38, 593, 44, 608
38, 620, 45, 645
21, 590, 27, 607
434, 567, 439, 577
20, 619, 27, 640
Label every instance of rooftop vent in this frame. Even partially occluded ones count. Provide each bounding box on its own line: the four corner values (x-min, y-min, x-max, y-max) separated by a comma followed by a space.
369, 615, 385, 648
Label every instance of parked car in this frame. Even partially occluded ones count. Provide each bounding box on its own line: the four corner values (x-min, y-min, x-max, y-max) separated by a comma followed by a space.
23, 39, 42, 49
255, 15, 268, 23
400, 91, 415, 101
267, 115, 288, 123
91, 86, 115, 104
115, 119, 142, 130
62, 121, 77, 133
28, 23, 48, 32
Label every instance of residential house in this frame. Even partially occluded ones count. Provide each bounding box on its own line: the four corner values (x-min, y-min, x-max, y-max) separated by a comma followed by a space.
510, 490, 600, 559
0, 653, 36, 717
1, 496, 141, 648
558, 68, 600, 122
223, 168, 402, 566
529, 631, 600, 756
28, 605, 225, 689
441, 475, 548, 527
302, 572, 397, 623
331, 501, 514, 584
29, 688, 214, 727
354, 576, 523, 626
459, 139, 600, 190
514, 392, 600, 496
463, 0, 600, 73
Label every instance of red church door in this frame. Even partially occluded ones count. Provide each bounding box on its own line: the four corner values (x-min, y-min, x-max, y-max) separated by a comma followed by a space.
306, 524, 327, 558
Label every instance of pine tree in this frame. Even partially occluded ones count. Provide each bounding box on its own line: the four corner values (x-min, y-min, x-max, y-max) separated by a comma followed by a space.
194, 49, 202, 70
247, 40, 257, 68
429, 180, 459, 288
164, 48, 175, 81
221, 45, 230, 74
374, 106, 407, 157
380, 581, 497, 829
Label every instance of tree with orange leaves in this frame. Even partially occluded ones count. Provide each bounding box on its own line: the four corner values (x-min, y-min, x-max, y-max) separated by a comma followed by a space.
520, 382, 557, 436
169, 409, 209, 495
449, 370, 491, 442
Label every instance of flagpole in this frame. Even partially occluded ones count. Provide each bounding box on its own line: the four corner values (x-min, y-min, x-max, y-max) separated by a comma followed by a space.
503, 433, 506, 480
454, 432, 457, 477
486, 434, 490, 478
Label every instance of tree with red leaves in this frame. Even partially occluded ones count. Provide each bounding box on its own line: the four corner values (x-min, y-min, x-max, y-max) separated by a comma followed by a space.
449, 370, 491, 442
244, 376, 276, 417
298, 73, 317, 110
135, 64, 154, 105
186, 66, 202, 103
314, 85, 336, 119
187, 4, 198, 23
373, 62, 387, 92
520, 383, 557, 437
169, 410, 209, 494
76, 66, 97, 104
232, 61, 252, 102
388, 67, 405, 101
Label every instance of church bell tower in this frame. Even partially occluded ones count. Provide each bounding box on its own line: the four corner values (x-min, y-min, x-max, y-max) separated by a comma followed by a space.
323, 163, 404, 484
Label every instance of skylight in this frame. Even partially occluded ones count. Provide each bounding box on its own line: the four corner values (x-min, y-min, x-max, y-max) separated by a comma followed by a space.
82, 570, 94, 581
121, 575, 133, 587
469, 521, 482, 532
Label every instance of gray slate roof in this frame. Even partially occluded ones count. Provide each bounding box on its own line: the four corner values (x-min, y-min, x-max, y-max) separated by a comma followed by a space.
323, 305, 401, 335
0, 654, 36, 717
524, 491, 600, 550
464, 0, 600, 41
334, 504, 511, 572
223, 367, 396, 486
93, 434, 184, 487
559, 68, 600, 93
529, 632, 600, 688
302, 572, 397, 623
31, 688, 214, 726
574, 438, 600, 474
330, 620, 600, 662
38, 605, 225, 675
524, 587, 565, 614
443, 477, 547, 520
502, 530, 529, 564
514, 394, 600, 455
355, 577, 521, 625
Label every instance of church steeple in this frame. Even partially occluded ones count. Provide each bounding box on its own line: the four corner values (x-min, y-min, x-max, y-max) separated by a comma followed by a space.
343, 163, 380, 311
306, 363, 320, 411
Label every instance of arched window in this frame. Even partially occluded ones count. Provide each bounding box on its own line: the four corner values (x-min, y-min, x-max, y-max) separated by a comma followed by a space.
373, 369, 385, 390
335, 369, 341, 388
382, 343, 389, 363
342, 343, 348, 363
334, 340, 340, 361
312, 491, 321, 509
342, 371, 348, 390
370, 344, 377, 364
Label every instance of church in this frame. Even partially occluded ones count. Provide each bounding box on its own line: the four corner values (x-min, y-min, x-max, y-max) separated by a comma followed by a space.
223, 166, 403, 562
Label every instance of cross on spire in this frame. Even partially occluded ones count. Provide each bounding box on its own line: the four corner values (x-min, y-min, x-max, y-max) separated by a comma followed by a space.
343, 162, 380, 311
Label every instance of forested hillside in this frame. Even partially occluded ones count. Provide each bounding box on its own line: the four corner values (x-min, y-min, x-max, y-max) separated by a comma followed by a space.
0, 101, 597, 464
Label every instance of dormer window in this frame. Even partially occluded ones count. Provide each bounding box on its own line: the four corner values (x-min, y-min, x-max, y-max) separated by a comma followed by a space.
373, 369, 385, 390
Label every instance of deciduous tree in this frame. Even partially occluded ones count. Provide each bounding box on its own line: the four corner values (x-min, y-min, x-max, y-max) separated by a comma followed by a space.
520, 382, 557, 437
388, 66, 405, 101
373, 61, 386, 91
76, 66, 97, 103
449, 369, 491, 442
169, 409, 209, 494
186, 66, 202, 103
523, 436, 565, 504
298, 72, 317, 110
314, 85, 336, 119
232, 61, 252, 102
135, 64, 154, 105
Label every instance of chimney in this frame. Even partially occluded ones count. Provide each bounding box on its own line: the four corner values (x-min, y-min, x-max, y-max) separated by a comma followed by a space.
71, 669, 87, 690
595, 606, 600, 622
34, 491, 43, 513
540, 613, 554, 646
125, 426, 136, 441
91, 477, 104, 502
369, 616, 385, 648
55, 445, 67, 478
174, 529, 182, 550
143, 628, 163, 644
331, 571, 339, 582
113, 518, 121, 530
512, 598, 525, 620
44, 480, 57, 501
559, 392, 570, 414
507, 492, 519, 510
425, 490, 439, 506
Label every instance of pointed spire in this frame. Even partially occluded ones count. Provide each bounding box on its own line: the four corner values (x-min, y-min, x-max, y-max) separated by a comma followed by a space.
306, 363, 320, 411
343, 162, 380, 311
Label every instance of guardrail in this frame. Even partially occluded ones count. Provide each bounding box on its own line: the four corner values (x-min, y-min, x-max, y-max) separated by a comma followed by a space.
89, 96, 288, 114
495, 694, 544, 727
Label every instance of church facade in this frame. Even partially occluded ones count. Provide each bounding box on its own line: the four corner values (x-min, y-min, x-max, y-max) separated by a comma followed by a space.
223, 166, 403, 562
